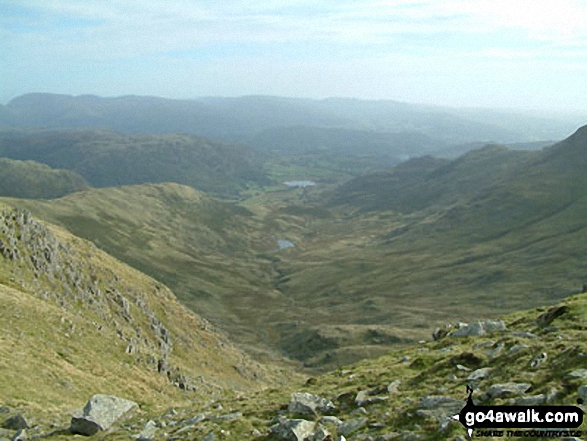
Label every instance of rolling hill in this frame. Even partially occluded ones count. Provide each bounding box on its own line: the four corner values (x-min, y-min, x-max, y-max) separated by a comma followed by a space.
0, 158, 88, 199
0, 129, 270, 196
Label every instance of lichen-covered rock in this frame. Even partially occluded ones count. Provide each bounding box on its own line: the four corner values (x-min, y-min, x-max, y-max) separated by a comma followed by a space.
451, 320, 506, 337
567, 369, 587, 380
270, 418, 316, 441
135, 420, 158, 441
467, 368, 492, 380
288, 393, 336, 418
514, 394, 545, 406
338, 418, 367, 436
70, 394, 138, 436
1, 415, 29, 431
486, 383, 531, 399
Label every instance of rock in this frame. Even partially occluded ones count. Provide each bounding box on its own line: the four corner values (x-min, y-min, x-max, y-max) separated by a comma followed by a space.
202, 432, 215, 441
511, 332, 537, 338
70, 394, 138, 436
180, 414, 206, 426
486, 383, 531, 399
485, 342, 505, 359
270, 418, 316, 441
530, 352, 547, 368
467, 368, 492, 380
136, 420, 158, 441
355, 389, 388, 407
320, 416, 343, 428
418, 396, 462, 411
351, 407, 368, 416
451, 322, 484, 337
508, 344, 529, 354
2, 415, 29, 431
456, 364, 470, 371
578, 385, 587, 402
515, 394, 545, 406
0, 408, 9, 414
10, 430, 25, 441
338, 418, 367, 436
451, 320, 506, 337
483, 320, 507, 332
387, 380, 401, 394
432, 328, 449, 341
309, 427, 332, 441
567, 369, 587, 380
216, 412, 242, 421
288, 393, 335, 418
537, 305, 569, 326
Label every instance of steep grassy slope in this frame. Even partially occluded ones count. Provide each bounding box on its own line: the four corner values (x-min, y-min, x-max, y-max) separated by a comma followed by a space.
3, 184, 296, 362
0, 158, 88, 199
0, 129, 270, 196
0, 206, 281, 422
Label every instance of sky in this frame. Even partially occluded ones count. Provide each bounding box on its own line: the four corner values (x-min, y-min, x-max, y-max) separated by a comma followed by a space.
1, 0, 587, 110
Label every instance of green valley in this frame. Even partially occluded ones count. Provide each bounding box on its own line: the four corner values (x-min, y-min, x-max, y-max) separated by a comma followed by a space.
6, 126, 587, 372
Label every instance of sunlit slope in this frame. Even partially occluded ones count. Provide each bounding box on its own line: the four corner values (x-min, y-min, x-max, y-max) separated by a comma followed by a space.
0, 206, 276, 416
4, 184, 296, 361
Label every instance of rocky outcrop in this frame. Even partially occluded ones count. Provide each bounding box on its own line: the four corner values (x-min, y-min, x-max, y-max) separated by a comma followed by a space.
70, 394, 138, 436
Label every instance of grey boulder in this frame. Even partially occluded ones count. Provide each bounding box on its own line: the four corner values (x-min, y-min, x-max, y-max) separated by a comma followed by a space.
70, 394, 138, 436
270, 418, 317, 441
486, 383, 531, 399
1, 415, 29, 431
288, 393, 335, 417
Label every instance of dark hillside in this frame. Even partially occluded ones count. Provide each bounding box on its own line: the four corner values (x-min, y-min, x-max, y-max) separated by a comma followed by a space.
0, 158, 88, 198
0, 129, 270, 196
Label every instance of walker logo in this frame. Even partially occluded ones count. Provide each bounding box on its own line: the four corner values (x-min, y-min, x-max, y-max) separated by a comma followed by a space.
452, 386, 584, 438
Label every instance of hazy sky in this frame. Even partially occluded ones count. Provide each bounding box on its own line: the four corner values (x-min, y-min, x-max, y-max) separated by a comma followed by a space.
2, 0, 587, 110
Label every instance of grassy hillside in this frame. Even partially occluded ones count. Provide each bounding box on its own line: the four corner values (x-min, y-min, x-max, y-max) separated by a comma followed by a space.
0, 157, 88, 199
0, 206, 283, 423
0, 129, 270, 197
3, 183, 295, 362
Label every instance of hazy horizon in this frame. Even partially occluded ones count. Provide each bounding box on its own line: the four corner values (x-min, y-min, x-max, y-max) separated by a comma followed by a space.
2, 1, 587, 112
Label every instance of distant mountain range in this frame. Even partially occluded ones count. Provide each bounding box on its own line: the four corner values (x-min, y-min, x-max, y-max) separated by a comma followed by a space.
1, 93, 583, 148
